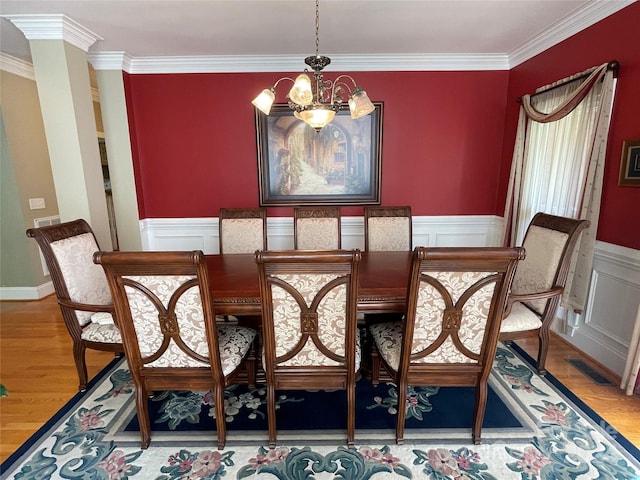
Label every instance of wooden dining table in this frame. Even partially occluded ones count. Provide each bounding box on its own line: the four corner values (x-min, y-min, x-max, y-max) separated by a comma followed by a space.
206, 251, 412, 317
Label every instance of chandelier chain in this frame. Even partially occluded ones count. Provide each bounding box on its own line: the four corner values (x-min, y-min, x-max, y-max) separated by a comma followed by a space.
315, 0, 320, 57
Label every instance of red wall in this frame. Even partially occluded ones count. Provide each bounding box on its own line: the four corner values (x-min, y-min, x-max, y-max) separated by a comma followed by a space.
124, 3, 639, 249
498, 2, 640, 250
125, 70, 509, 218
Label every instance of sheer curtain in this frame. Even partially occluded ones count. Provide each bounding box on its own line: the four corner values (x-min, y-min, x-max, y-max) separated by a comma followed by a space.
503, 62, 616, 317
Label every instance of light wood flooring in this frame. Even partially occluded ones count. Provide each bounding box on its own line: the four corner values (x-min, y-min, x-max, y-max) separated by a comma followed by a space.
1, 295, 639, 463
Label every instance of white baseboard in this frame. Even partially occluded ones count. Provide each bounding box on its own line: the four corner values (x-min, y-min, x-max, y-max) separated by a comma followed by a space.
0, 281, 54, 300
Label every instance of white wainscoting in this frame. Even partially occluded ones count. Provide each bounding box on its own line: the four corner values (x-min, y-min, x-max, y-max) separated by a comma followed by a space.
140, 215, 505, 252
554, 241, 640, 377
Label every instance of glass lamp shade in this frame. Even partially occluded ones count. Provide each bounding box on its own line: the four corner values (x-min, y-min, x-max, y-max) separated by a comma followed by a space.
251, 88, 276, 115
348, 88, 375, 119
295, 107, 336, 130
288, 74, 313, 106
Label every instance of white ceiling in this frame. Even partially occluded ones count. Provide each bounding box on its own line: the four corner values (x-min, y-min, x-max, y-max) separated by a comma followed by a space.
0, 0, 634, 71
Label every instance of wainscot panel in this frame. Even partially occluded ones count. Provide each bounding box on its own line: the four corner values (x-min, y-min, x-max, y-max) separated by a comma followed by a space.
554, 241, 640, 377
140, 215, 505, 253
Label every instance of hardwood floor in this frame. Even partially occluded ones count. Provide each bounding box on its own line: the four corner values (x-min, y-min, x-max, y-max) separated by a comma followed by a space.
1, 295, 639, 463
0, 296, 114, 463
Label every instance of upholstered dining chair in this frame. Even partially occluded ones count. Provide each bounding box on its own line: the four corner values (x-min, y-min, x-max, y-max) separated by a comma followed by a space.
369, 246, 523, 445
219, 207, 267, 254
294, 206, 341, 250
94, 250, 257, 450
500, 212, 590, 375
26, 219, 123, 392
255, 249, 361, 448
362, 206, 412, 328
364, 206, 412, 252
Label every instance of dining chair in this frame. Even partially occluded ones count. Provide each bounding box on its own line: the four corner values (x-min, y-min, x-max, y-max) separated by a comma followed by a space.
362, 206, 412, 328
219, 207, 267, 254
364, 206, 412, 252
26, 219, 123, 392
500, 212, 590, 375
94, 250, 257, 449
255, 249, 361, 448
369, 246, 523, 444
294, 206, 341, 250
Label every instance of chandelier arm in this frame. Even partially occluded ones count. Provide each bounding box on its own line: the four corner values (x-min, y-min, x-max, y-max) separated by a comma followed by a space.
333, 75, 358, 88
272, 76, 296, 90
331, 75, 358, 101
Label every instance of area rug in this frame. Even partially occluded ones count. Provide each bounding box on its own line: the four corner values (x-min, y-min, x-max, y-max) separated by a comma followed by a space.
2, 343, 639, 479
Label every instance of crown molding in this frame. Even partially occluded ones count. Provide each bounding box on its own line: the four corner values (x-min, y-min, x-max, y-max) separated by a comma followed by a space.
5, 1, 631, 74
0, 52, 35, 80
2, 14, 102, 52
508, 0, 635, 68
88, 51, 132, 71
87, 52, 510, 74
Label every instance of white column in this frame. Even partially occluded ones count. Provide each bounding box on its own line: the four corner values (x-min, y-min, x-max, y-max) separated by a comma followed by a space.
5, 15, 113, 250
91, 53, 143, 251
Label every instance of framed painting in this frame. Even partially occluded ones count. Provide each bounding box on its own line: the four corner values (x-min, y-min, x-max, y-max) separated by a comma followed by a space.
618, 139, 640, 186
255, 103, 383, 206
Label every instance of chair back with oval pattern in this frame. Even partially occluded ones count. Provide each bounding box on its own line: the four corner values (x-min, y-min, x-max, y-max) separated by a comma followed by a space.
369, 246, 523, 445
95, 250, 257, 450
256, 249, 361, 448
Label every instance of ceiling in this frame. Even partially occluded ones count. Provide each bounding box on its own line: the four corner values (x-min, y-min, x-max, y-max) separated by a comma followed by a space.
0, 0, 633, 70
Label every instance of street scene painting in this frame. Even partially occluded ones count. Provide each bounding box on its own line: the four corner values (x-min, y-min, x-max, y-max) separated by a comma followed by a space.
255, 103, 383, 205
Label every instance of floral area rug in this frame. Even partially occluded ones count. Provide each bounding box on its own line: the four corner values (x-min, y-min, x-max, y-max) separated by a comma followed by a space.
2, 343, 639, 479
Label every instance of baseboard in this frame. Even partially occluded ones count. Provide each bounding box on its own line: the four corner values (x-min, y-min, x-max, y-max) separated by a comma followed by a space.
550, 331, 621, 384
0, 281, 54, 301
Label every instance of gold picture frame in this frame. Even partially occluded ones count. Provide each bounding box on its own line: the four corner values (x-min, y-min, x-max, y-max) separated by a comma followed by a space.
618, 139, 640, 186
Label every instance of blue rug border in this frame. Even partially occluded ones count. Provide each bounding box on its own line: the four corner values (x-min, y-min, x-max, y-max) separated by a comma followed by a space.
509, 341, 640, 462
0, 355, 124, 475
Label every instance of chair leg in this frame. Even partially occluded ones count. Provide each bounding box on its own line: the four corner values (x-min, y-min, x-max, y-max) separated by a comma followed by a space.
73, 341, 88, 392
395, 379, 407, 445
247, 341, 257, 390
214, 386, 226, 450
267, 383, 277, 449
135, 385, 151, 449
537, 329, 550, 376
347, 380, 356, 449
370, 346, 381, 387
472, 380, 488, 445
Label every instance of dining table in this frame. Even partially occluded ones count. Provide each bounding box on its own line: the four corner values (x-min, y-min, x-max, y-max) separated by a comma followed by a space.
206, 251, 412, 317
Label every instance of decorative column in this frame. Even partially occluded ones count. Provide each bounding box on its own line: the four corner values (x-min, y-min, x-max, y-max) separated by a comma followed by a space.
4, 14, 113, 250
90, 52, 143, 251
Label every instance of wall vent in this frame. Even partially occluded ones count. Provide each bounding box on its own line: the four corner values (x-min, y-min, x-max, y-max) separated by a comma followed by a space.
33, 215, 61, 276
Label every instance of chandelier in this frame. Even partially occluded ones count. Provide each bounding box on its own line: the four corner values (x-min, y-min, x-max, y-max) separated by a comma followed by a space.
251, 0, 375, 131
